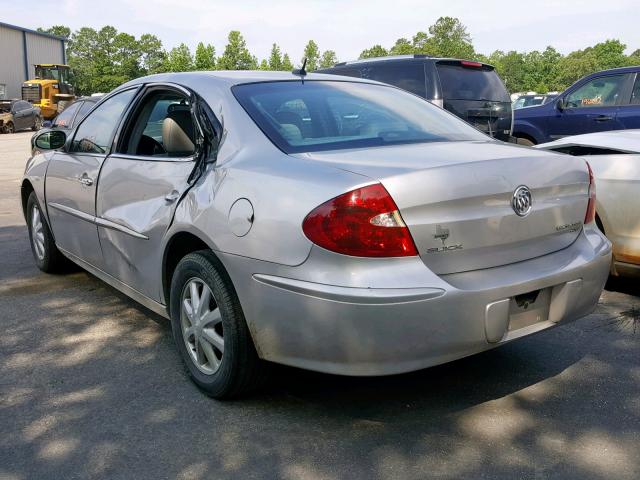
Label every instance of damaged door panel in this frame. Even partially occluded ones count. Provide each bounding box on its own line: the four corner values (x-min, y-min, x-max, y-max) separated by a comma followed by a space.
96, 155, 196, 301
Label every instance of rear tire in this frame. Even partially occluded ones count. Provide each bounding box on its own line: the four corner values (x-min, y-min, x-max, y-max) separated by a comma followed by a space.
516, 137, 535, 146
170, 250, 269, 399
26, 192, 67, 273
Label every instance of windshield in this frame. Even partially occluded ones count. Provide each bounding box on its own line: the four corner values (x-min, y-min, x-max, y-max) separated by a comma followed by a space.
233, 81, 489, 153
35, 66, 60, 81
436, 64, 510, 102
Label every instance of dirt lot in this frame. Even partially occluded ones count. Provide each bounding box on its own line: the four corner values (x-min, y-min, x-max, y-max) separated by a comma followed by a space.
1, 131, 639, 480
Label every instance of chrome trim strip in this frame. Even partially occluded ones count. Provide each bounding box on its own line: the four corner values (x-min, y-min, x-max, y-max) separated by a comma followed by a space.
48, 202, 149, 240
48, 202, 95, 223
58, 246, 169, 318
109, 153, 196, 163
95, 217, 149, 240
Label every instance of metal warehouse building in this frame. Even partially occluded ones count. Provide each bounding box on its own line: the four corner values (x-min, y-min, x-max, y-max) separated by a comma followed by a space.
0, 22, 66, 100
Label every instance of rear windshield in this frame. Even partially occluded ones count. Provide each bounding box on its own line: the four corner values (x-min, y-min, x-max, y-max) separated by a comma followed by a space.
436, 63, 510, 102
232, 81, 488, 154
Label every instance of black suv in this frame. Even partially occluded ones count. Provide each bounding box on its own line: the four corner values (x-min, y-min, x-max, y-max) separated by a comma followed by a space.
318, 55, 513, 141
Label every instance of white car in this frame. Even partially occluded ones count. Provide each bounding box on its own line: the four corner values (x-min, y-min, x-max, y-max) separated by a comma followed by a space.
537, 130, 640, 277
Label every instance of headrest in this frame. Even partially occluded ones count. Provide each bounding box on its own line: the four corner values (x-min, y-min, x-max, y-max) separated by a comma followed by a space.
162, 110, 195, 155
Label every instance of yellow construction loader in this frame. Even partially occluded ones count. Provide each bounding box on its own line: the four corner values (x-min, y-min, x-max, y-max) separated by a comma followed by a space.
21, 64, 75, 120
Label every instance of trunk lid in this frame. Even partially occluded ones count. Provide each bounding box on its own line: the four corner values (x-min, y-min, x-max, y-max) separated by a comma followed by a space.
297, 141, 589, 274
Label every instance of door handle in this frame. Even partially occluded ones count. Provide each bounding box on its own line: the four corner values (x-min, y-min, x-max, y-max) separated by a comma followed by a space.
79, 173, 94, 186
594, 115, 613, 122
165, 190, 180, 203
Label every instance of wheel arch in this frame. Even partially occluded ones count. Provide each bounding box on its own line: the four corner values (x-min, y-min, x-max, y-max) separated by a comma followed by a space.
512, 121, 544, 145
162, 231, 224, 307
21, 179, 35, 220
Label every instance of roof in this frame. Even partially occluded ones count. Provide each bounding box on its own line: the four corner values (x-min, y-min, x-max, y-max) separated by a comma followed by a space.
536, 129, 640, 154
122, 70, 382, 88
331, 55, 493, 68
582, 65, 640, 76
0, 22, 67, 42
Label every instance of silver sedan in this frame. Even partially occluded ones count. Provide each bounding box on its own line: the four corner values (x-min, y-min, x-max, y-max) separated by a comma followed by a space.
22, 71, 611, 398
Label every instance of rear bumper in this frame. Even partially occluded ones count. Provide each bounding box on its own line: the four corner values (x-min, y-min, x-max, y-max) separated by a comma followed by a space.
226, 225, 611, 376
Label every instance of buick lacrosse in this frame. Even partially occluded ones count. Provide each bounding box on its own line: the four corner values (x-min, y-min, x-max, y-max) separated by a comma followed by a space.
23, 71, 611, 398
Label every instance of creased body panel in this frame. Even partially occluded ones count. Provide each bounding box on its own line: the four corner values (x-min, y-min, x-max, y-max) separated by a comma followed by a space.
96, 155, 195, 301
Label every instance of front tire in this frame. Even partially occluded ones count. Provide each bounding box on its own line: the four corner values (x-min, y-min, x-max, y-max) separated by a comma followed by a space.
170, 251, 268, 399
5, 121, 15, 134
32, 116, 42, 131
26, 192, 67, 273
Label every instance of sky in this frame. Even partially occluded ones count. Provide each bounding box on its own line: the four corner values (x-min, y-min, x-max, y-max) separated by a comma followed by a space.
2, 0, 639, 62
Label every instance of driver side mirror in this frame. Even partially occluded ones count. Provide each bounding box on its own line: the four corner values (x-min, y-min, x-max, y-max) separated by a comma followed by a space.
35, 130, 67, 150
556, 98, 566, 111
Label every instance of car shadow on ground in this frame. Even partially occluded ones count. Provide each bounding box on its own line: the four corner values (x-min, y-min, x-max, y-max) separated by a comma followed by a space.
1, 223, 639, 480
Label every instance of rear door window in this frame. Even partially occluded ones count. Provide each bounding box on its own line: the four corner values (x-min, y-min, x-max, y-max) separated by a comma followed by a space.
565, 75, 626, 108
436, 63, 510, 102
360, 62, 427, 97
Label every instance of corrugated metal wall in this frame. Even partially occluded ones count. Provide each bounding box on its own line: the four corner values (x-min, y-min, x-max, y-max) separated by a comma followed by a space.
0, 26, 25, 99
0, 25, 64, 100
26, 32, 64, 79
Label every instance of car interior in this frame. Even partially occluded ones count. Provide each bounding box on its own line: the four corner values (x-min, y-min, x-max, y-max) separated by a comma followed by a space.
124, 92, 196, 157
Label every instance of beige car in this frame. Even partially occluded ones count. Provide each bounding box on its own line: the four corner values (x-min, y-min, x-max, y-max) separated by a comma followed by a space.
538, 130, 640, 277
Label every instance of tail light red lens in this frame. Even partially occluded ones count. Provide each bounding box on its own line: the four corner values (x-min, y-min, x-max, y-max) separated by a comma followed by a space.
585, 161, 596, 224
302, 184, 418, 257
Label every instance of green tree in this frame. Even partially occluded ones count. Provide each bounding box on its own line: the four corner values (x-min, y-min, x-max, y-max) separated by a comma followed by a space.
423, 16, 475, 58
165, 43, 195, 72
218, 31, 256, 70
487, 50, 527, 92
359, 44, 388, 59
553, 40, 629, 90
302, 40, 320, 71
268, 43, 282, 70
195, 42, 216, 70
389, 38, 414, 55
259, 59, 269, 70
281, 53, 294, 71
37, 25, 71, 38
139, 34, 166, 74
66, 27, 100, 94
319, 50, 338, 68
268, 43, 283, 70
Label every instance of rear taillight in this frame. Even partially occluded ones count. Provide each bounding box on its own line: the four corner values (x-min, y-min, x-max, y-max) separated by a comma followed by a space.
461, 61, 483, 68
302, 184, 418, 257
585, 162, 596, 224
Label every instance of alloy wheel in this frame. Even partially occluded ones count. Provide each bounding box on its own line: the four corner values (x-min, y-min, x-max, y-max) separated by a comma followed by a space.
31, 205, 45, 260
180, 278, 224, 375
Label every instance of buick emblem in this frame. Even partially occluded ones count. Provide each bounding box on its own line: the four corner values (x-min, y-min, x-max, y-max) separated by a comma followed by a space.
512, 185, 533, 217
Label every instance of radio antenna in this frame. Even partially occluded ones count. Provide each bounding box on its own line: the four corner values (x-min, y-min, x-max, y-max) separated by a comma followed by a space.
292, 58, 307, 83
